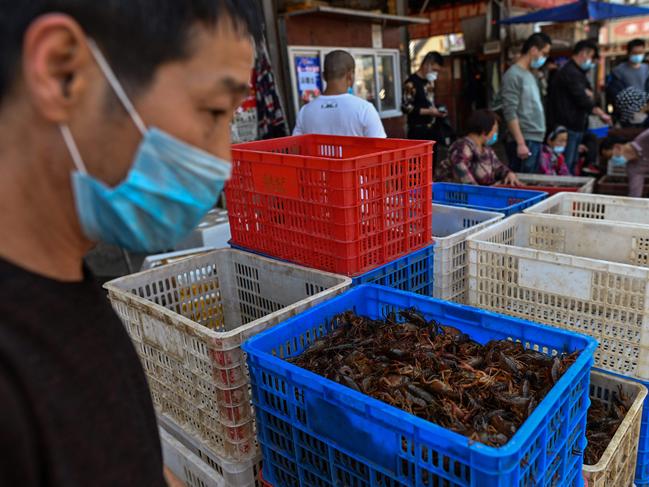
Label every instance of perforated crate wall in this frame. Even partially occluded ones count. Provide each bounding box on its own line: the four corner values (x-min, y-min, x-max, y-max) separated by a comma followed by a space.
433, 182, 547, 216
105, 249, 350, 461
468, 213, 649, 380
243, 286, 597, 487
429, 204, 503, 303
583, 370, 646, 487
525, 192, 649, 226
160, 417, 264, 487
225, 134, 434, 276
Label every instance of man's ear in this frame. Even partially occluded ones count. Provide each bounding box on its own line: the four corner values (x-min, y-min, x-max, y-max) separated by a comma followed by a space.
22, 13, 92, 123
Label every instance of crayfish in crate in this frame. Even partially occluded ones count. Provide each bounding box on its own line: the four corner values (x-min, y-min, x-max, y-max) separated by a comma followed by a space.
289, 308, 578, 447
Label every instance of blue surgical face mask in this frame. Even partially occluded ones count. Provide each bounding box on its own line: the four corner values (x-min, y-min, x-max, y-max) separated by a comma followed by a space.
347, 87, 354, 95
630, 54, 645, 65
486, 132, 498, 146
580, 59, 594, 71
530, 55, 547, 69
611, 155, 628, 167
553, 145, 566, 154
60, 40, 231, 253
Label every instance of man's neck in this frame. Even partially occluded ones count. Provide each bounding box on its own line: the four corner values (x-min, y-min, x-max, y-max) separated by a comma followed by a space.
0, 132, 90, 282
516, 54, 531, 70
323, 79, 348, 96
323, 88, 346, 96
629, 61, 642, 69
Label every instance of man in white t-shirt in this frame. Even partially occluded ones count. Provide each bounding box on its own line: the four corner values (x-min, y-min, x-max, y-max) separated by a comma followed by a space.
293, 50, 386, 138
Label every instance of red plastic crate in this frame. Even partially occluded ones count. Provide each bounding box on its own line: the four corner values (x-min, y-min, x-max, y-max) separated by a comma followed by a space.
225, 134, 433, 276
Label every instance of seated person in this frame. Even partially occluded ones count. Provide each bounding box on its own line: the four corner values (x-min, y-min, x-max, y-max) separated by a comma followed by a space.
599, 136, 626, 172
539, 126, 570, 175
611, 128, 649, 197
439, 110, 521, 186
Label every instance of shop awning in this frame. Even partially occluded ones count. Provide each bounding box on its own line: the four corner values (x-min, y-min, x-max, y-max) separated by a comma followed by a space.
500, 0, 649, 24
282, 6, 430, 26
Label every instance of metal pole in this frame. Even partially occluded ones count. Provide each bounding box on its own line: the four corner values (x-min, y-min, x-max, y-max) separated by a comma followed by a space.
397, 0, 411, 82
261, 0, 294, 130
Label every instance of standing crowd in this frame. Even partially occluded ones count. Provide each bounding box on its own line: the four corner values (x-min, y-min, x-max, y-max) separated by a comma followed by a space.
291, 35, 649, 197
403, 35, 649, 197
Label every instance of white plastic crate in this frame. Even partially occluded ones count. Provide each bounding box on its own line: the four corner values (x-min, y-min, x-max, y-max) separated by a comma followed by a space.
584, 370, 646, 487
515, 173, 596, 193
525, 192, 649, 226
105, 249, 351, 461
175, 209, 231, 251
160, 416, 263, 487
431, 203, 503, 303
141, 247, 216, 271
467, 213, 649, 380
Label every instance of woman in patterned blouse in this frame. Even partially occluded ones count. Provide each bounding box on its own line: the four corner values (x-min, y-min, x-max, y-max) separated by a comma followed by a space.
439, 110, 521, 186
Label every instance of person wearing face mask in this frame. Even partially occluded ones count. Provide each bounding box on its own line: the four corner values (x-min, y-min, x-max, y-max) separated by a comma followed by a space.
548, 40, 612, 174
499, 33, 552, 174
0, 2, 261, 486
539, 126, 570, 176
439, 110, 521, 186
610, 128, 649, 197
615, 86, 649, 128
402, 51, 447, 148
293, 50, 385, 137
611, 39, 649, 94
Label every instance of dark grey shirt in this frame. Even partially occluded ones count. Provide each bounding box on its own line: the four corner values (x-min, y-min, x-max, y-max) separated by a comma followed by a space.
500, 64, 546, 142
613, 62, 649, 92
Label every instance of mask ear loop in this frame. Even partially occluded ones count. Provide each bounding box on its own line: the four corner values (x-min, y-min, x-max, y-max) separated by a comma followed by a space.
60, 124, 88, 174
86, 39, 147, 136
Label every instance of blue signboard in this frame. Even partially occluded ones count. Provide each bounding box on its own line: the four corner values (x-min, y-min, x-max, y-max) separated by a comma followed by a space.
295, 55, 322, 106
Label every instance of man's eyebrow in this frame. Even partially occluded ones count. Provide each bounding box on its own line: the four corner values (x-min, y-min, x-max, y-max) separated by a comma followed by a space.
218, 77, 250, 95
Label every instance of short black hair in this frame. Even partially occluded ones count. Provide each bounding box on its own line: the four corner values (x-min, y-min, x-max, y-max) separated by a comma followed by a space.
0, 0, 262, 103
422, 51, 444, 67
323, 50, 355, 81
628, 38, 646, 54
573, 40, 598, 58
599, 136, 626, 154
465, 109, 499, 136
521, 33, 552, 54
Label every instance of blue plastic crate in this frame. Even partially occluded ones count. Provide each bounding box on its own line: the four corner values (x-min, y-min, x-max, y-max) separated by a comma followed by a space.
589, 126, 609, 139
433, 182, 547, 216
229, 241, 436, 295
244, 285, 597, 487
352, 245, 435, 296
595, 368, 649, 484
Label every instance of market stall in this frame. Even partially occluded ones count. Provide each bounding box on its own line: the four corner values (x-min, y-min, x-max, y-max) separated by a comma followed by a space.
104, 132, 649, 487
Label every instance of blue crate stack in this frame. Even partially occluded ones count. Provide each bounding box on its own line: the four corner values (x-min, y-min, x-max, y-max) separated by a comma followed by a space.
244, 285, 597, 487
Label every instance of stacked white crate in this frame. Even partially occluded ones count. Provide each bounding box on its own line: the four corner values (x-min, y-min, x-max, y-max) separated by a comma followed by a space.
524, 192, 649, 225
467, 213, 649, 380
105, 249, 351, 483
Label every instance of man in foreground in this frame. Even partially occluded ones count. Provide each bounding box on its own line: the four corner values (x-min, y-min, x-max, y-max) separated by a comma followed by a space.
0, 1, 260, 485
